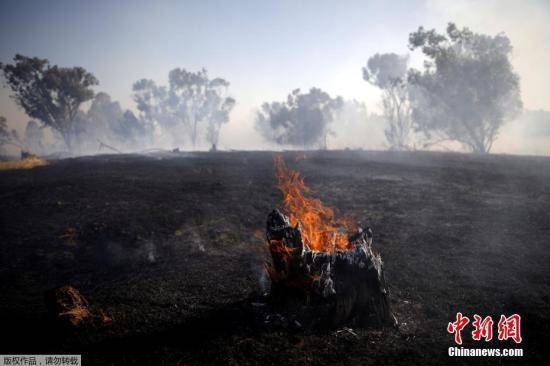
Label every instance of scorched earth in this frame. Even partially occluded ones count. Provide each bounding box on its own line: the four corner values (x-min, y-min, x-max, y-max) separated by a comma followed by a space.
0, 150, 549, 365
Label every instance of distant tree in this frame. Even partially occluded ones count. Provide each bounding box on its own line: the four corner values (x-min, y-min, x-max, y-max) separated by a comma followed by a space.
407, 23, 522, 153
74, 92, 151, 151
132, 68, 235, 148
0, 116, 21, 153
363, 53, 415, 150
205, 95, 235, 148
332, 100, 374, 148
24, 120, 44, 153
336, 100, 369, 127
168, 68, 235, 148
132, 79, 172, 135
112, 110, 151, 147
84, 92, 125, 142
0, 54, 98, 151
256, 88, 343, 149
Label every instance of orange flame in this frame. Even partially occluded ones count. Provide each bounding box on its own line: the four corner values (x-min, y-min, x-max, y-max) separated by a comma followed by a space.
274, 155, 355, 251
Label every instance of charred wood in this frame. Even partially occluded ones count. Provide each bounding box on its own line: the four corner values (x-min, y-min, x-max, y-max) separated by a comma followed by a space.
265, 209, 396, 328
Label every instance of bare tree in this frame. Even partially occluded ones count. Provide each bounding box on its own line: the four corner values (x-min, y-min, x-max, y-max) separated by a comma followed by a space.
363, 53, 414, 150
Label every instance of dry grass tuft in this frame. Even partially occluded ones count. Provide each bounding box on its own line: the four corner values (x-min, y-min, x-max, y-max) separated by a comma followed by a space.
0, 156, 50, 170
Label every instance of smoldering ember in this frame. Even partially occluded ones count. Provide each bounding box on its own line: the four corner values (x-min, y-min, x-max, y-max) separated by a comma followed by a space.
1, 2, 550, 366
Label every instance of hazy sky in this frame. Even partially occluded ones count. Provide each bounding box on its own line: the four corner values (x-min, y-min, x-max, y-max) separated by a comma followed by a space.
1, 0, 549, 151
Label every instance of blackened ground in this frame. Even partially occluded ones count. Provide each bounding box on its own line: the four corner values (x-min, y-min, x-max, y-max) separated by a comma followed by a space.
0, 150, 549, 365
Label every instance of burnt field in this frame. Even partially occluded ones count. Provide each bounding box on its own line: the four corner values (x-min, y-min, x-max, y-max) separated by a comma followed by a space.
0, 150, 549, 365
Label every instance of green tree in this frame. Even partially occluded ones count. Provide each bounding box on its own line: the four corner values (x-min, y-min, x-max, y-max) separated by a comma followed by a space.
255, 88, 343, 149
72, 92, 152, 151
132, 68, 235, 149
1, 54, 98, 151
407, 23, 522, 153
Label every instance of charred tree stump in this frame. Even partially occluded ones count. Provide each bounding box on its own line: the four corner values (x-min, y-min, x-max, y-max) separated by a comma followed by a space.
265, 209, 396, 329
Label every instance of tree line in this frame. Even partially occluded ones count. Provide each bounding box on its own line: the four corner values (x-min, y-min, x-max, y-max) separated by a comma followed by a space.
364, 23, 521, 153
1, 23, 522, 155
0, 55, 236, 154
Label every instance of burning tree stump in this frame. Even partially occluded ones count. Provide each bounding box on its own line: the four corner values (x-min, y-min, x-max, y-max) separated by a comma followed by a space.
264, 156, 396, 329
266, 210, 395, 328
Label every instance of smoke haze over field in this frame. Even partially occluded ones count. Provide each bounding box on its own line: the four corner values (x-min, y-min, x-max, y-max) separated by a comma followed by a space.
1, 0, 549, 154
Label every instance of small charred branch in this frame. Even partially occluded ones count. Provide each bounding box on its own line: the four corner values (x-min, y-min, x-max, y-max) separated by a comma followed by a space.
97, 139, 122, 154
265, 209, 396, 328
